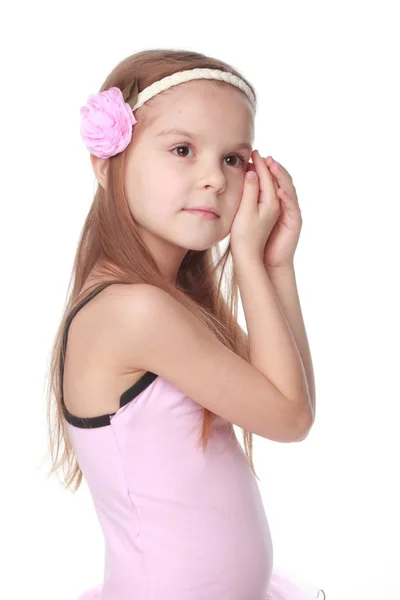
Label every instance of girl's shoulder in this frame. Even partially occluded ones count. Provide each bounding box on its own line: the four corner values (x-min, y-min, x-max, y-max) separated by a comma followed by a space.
63, 281, 147, 420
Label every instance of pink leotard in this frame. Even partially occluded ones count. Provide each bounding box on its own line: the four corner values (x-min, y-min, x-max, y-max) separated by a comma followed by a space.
61, 283, 325, 600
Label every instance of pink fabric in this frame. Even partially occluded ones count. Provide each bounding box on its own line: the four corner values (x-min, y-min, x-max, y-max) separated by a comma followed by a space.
67, 375, 324, 599
77, 584, 102, 600
77, 571, 324, 600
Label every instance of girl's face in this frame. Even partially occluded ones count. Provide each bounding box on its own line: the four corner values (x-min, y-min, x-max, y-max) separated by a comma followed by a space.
123, 79, 255, 280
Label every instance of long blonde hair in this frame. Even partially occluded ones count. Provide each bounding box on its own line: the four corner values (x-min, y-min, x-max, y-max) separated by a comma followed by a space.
45, 48, 258, 492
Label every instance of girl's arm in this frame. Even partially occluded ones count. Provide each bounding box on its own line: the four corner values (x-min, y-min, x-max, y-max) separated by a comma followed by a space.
234, 255, 313, 431
266, 264, 316, 419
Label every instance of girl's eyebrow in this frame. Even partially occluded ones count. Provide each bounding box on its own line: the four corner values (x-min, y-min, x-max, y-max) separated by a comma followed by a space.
155, 127, 253, 152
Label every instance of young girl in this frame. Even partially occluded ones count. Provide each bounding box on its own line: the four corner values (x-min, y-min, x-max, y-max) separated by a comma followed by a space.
46, 48, 326, 599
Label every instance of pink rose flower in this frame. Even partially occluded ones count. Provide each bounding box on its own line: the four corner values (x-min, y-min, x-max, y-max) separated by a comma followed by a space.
80, 87, 137, 159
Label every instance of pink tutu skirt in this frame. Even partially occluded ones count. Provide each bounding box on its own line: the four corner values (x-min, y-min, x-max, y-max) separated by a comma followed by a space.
77, 567, 326, 599
266, 567, 326, 599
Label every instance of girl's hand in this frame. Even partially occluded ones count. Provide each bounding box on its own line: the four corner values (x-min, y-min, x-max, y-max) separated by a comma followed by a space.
230, 149, 281, 262
260, 155, 303, 269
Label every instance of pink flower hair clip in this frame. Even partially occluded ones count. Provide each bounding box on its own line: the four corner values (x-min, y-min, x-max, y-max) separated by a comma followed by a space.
80, 79, 139, 159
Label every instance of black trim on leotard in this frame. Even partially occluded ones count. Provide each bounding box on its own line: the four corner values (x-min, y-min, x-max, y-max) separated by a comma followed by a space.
60, 283, 158, 429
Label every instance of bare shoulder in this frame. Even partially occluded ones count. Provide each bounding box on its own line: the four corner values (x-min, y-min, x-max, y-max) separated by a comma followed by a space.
63, 283, 148, 419
89, 282, 166, 330
99, 283, 310, 443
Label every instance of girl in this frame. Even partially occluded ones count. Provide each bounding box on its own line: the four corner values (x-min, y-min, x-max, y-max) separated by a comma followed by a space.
46, 48, 326, 599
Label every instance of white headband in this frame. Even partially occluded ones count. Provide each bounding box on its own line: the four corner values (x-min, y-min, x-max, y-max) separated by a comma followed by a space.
131, 68, 257, 112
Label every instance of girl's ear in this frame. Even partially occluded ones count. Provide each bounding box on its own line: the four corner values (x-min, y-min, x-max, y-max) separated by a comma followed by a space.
90, 154, 109, 190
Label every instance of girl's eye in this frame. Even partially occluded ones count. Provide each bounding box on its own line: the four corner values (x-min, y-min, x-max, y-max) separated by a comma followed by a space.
171, 143, 247, 168
171, 144, 193, 159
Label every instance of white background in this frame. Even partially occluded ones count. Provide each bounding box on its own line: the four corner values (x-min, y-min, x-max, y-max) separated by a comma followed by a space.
1, 0, 399, 598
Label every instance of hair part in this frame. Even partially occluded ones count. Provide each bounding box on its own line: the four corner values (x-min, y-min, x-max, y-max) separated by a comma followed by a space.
44, 48, 258, 492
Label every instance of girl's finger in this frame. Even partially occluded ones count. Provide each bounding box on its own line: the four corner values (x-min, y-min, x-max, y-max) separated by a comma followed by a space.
252, 150, 276, 205
266, 160, 297, 199
266, 157, 293, 184
256, 155, 279, 194
241, 169, 259, 213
